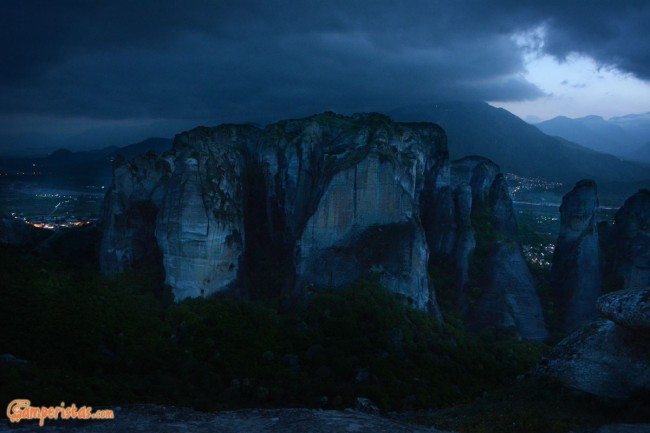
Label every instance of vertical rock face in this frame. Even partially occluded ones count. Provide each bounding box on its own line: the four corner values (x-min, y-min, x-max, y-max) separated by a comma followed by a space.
610, 189, 650, 291
100, 113, 447, 314
100, 126, 257, 300
425, 156, 547, 340
155, 126, 253, 301
467, 241, 548, 340
452, 184, 476, 301
258, 113, 447, 315
552, 179, 601, 333
488, 175, 518, 239
296, 149, 433, 312
99, 113, 551, 330
444, 157, 505, 304
99, 152, 171, 274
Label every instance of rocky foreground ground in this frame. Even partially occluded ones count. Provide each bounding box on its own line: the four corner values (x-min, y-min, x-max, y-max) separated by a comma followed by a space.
4, 404, 650, 433
3, 404, 453, 432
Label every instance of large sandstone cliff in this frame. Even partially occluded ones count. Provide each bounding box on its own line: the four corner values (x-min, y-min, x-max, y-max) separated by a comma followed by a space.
101, 113, 447, 314
425, 156, 548, 340
155, 126, 254, 300
552, 180, 601, 333
537, 187, 650, 398
280, 115, 447, 315
100, 112, 547, 333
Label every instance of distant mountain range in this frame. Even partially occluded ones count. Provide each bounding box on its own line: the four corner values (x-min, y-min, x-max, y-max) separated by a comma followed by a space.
0, 137, 172, 185
3, 103, 650, 205
535, 112, 650, 163
390, 102, 650, 187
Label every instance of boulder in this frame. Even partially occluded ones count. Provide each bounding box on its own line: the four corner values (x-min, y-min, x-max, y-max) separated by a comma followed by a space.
598, 288, 650, 331
537, 318, 650, 398
537, 288, 650, 399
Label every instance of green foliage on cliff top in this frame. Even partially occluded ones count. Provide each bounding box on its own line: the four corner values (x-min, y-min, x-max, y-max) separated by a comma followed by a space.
0, 244, 547, 414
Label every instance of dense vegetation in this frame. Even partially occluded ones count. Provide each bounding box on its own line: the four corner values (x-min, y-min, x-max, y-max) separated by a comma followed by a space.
2, 233, 648, 433
0, 243, 545, 414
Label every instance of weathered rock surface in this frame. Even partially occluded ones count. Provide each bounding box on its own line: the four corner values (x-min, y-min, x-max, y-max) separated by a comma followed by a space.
537, 318, 650, 398
450, 184, 475, 299
2, 405, 455, 432
100, 152, 171, 274
99, 113, 548, 324
552, 179, 601, 333
101, 113, 447, 311
426, 156, 547, 340
466, 241, 549, 341
100, 126, 255, 301
488, 174, 518, 240
598, 288, 650, 331
425, 156, 496, 302
155, 126, 252, 300
610, 189, 650, 292
288, 115, 446, 314
537, 288, 650, 399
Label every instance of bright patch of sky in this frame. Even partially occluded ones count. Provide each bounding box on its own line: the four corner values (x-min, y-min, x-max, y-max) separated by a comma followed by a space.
490, 26, 650, 122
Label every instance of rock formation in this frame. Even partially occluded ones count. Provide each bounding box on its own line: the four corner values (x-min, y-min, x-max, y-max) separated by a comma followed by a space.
609, 189, 650, 292
536, 287, 650, 399
99, 152, 171, 274
2, 404, 456, 432
285, 115, 447, 315
101, 113, 447, 314
598, 286, 650, 330
467, 240, 548, 340
155, 126, 252, 300
552, 179, 601, 333
99, 112, 550, 333
425, 156, 548, 340
0, 214, 49, 245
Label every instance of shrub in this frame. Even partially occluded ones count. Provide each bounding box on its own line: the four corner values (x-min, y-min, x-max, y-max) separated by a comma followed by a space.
0, 245, 547, 412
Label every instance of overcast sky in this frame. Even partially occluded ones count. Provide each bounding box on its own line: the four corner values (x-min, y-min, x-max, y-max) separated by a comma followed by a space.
2, 1, 650, 155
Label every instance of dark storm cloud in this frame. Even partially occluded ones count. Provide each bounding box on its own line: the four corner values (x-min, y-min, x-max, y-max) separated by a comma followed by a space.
529, 2, 650, 81
1, 1, 649, 135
